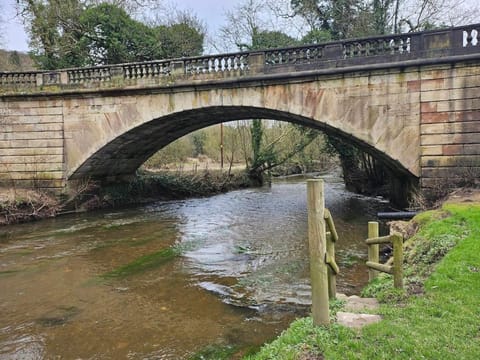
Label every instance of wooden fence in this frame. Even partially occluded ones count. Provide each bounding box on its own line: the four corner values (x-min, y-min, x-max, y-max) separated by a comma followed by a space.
365, 221, 404, 289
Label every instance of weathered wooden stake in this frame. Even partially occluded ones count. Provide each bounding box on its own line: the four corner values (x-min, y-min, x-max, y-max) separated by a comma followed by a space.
367, 221, 380, 281
392, 233, 404, 288
307, 179, 329, 326
326, 232, 336, 300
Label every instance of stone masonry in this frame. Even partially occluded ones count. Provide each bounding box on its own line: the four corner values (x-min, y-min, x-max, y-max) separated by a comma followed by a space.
1, 24, 479, 197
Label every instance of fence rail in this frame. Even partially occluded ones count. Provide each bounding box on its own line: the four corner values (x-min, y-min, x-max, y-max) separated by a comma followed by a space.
366, 221, 404, 289
1, 23, 479, 92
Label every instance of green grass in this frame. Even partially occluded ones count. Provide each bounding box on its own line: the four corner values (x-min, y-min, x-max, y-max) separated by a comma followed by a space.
245, 203, 480, 360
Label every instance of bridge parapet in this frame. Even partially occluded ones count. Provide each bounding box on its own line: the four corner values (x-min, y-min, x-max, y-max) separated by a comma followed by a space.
1, 24, 479, 94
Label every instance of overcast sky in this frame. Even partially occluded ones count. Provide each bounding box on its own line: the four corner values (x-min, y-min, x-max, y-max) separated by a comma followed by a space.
1, 0, 236, 52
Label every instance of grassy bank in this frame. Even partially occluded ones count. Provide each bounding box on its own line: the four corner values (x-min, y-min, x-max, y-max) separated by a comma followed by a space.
243, 202, 480, 360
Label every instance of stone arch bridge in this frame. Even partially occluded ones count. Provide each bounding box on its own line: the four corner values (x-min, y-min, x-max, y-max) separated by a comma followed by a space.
1, 24, 480, 200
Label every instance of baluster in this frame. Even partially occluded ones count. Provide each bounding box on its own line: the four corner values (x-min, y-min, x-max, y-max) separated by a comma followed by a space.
352, 43, 358, 57
239, 55, 246, 70
402, 38, 409, 53
298, 49, 304, 63
465, 30, 473, 46
464, 29, 479, 47
393, 39, 400, 54
473, 29, 479, 46
359, 42, 366, 56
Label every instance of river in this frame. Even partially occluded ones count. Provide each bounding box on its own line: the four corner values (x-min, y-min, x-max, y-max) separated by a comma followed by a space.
0, 173, 391, 359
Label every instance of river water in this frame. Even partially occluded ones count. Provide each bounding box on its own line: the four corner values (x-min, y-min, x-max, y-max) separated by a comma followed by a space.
0, 174, 390, 359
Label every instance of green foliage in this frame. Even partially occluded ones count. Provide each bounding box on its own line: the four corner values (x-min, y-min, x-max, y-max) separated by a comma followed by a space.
291, 0, 367, 40
301, 28, 332, 44
78, 3, 161, 65
156, 22, 204, 58
21, 0, 84, 69
361, 274, 407, 303
101, 171, 252, 207
250, 30, 298, 50
191, 131, 207, 156
18, 1, 204, 69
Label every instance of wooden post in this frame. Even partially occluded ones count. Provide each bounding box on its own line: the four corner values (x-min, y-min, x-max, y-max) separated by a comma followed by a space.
367, 221, 380, 281
307, 179, 329, 326
326, 232, 336, 300
392, 233, 404, 288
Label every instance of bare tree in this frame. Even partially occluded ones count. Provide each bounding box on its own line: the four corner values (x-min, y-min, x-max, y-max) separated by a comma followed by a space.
396, 0, 480, 32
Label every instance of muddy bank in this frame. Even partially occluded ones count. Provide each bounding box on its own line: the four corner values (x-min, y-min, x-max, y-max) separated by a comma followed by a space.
0, 189, 61, 226
0, 170, 253, 226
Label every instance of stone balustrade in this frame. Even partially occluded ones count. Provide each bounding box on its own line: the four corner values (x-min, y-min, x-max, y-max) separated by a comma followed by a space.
1, 23, 479, 92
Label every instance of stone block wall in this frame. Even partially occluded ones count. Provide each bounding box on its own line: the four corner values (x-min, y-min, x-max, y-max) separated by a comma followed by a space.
419, 62, 480, 194
0, 98, 65, 191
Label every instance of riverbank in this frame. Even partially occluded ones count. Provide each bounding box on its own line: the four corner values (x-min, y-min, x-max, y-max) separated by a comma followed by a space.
243, 192, 480, 359
0, 169, 252, 226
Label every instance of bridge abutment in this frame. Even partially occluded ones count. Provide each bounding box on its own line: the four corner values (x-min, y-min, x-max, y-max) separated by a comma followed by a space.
419, 62, 480, 197
0, 97, 66, 192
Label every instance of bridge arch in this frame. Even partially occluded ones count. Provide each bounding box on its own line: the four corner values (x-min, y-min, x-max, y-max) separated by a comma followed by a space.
69, 104, 416, 185
65, 74, 421, 188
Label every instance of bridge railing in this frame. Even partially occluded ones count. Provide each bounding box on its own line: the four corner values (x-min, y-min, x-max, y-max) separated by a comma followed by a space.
1, 23, 479, 92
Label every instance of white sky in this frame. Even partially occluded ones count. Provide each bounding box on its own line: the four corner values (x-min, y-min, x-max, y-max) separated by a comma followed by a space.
0, 0, 236, 52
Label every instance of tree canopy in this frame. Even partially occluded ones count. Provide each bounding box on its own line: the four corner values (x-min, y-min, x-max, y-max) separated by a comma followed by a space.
16, 0, 205, 69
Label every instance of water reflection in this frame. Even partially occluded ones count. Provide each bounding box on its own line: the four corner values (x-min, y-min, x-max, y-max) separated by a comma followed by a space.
0, 175, 390, 359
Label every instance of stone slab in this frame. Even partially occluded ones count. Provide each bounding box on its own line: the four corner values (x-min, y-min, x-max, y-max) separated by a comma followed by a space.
337, 312, 382, 329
